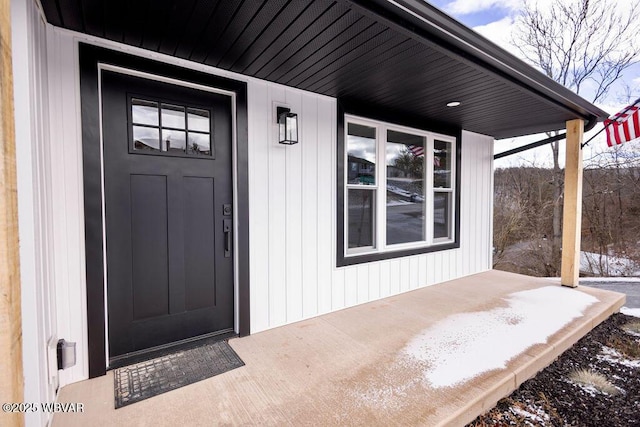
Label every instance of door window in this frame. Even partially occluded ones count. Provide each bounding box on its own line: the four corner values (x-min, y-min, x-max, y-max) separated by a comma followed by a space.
129, 97, 213, 158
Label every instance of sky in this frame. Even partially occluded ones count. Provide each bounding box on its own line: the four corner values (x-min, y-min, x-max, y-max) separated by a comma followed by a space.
426, 0, 640, 168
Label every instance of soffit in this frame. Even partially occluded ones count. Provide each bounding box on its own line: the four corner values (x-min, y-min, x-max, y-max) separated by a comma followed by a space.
39, 0, 609, 138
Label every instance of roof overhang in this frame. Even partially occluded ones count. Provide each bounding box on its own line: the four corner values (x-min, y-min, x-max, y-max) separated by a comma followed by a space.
39, 0, 610, 139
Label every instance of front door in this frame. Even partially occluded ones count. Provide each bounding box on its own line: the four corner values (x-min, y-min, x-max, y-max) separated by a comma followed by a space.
101, 71, 234, 363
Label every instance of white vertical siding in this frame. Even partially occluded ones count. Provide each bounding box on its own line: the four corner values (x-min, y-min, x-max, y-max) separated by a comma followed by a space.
316, 96, 335, 315
265, 84, 287, 327
331, 268, 345, 310
46, 30, 89, 387
13, 0, 58, 424
247, 80, 270, 332
380, 262, 391, 297
285, 90, 304, 323
247, 126, 494, 333
369, 262, 380, 301
301, 93, 319, 319
30, 26, 495, 384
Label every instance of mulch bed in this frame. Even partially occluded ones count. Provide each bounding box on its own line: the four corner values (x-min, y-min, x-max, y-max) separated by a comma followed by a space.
468, 313, 640, 426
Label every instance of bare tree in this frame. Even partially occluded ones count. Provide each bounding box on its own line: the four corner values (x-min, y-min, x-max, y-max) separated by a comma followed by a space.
494, 162, 640, 277
511, 0, 640, 275
493, 166, 556, 275
582, 135, 640, 275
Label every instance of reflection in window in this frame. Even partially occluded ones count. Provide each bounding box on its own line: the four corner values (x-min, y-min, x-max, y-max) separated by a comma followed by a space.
434, 140, 452, 188
161, 104, 185, 129
133, 126, 160, 151
348, 189, 376, 249
434, 192, 451, 239
188, 108, 210, 132
343, 115, 457, 259
347, 123, 376, 185
188, 133, 211, 155
161, 129, 186, 152
130, 98, 213, 157
132, 99, 158, 126
386, 130, 425, 245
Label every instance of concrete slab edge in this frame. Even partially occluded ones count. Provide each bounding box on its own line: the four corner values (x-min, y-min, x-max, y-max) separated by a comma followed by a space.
439, 293, 626, 426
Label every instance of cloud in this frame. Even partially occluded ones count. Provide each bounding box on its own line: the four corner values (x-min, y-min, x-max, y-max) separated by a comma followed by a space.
347, 136, 376, 163
464, 0, 639, 166
444, 0, 519, 15
595, 102, 619, 117
472, 16, 517, 52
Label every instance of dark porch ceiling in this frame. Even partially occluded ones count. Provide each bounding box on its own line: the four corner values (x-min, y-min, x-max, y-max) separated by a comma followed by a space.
39, 0, 609, 139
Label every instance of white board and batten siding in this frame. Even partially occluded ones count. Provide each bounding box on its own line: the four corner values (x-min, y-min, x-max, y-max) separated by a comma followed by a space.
12, 0, 61, 425
18, 18, 494, 391
247, 109, 494, 333
247, 81, 338, 331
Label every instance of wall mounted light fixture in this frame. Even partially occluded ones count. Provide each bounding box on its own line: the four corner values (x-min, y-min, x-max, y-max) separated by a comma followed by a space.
277, 107, 298, 145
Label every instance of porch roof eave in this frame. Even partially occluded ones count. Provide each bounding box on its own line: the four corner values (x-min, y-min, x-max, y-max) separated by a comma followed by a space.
37, 0, 608, 139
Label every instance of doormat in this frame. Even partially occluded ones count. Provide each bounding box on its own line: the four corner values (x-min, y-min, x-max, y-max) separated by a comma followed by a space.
113, 340, 244, 408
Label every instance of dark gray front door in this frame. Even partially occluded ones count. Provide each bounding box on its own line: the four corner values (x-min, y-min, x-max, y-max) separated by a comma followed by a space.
101, 71, 234, 362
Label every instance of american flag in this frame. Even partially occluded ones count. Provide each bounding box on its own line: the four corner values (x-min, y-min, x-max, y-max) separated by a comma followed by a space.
408, 144, 441, 166
605, 100, 640, 147
408, 144, 424, 157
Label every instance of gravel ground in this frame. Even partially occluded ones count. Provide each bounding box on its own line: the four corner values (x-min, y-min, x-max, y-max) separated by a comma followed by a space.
468, 313, 640, 426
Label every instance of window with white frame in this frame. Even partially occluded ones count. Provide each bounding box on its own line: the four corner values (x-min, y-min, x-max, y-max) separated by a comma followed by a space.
344, 115, 456, 257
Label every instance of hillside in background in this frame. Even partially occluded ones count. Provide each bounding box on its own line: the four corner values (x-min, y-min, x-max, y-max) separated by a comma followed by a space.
493, 165, 640, 277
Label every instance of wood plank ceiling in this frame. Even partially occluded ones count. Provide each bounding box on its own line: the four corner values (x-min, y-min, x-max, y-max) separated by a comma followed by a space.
39, 0, 608, 139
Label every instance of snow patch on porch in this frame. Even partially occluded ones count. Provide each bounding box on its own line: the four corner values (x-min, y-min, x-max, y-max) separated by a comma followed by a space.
403, 286, 598, 388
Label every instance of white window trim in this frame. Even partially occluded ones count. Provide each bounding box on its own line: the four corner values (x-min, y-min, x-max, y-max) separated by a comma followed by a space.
344, 114, 456, 258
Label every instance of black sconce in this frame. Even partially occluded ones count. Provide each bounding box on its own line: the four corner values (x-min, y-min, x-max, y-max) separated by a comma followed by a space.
277, 107, 298, 145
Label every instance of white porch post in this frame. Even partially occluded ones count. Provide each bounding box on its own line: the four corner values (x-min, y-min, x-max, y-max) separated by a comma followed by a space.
561, 119, 584, 287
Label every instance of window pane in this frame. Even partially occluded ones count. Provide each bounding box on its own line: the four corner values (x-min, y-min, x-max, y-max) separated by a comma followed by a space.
188, 132, 211, 156
132, 99, 158, 126
133, 126, 160, 151
386, 130, 425, 244
348, 189, 376, 249
347, 123, 376, 185
188, 108, 210, 132
434, 192, 452, 239
161, 104, 185, 129
161, 129, 186, 152
434, 140, 452, 188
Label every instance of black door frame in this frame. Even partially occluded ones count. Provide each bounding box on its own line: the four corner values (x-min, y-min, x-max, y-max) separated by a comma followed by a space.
79, 43, 250, 378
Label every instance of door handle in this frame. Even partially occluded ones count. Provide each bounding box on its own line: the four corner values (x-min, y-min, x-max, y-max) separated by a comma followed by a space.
223, 219, 232, 258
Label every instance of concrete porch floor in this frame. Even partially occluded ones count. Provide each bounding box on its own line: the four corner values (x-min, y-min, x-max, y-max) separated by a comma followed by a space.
53, 270, 625, 427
